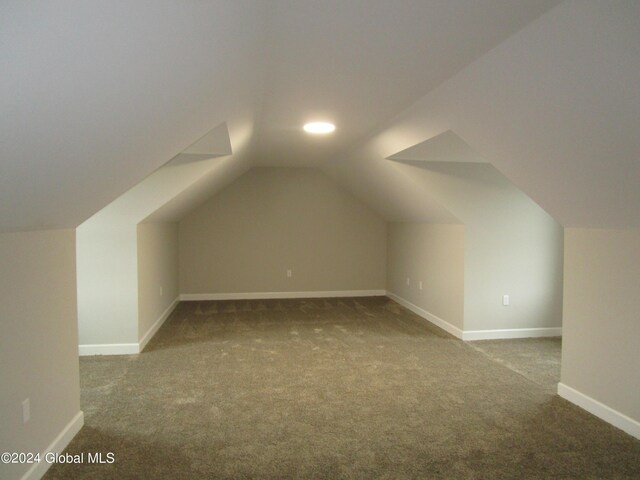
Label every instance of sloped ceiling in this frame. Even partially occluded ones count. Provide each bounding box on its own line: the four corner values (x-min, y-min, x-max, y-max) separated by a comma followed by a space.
252, 0, 560, 167
3, 0, 639, 231
325, 0, 640, 227
82, 122, 236, 226
388, 131, 487, 165
386, 131, 552, 225
168, 122, 233, 166
0, 0, 267, 232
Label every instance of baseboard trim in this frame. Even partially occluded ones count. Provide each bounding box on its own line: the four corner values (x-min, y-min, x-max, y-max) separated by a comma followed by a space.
139, 296, 179, 352
78, 343, 139, 356
462, 327, 562, 341
180, 290, 386, 301
385, 292, 562, 341
20, 411, 84, 480
558, 383, 640, 440
386, 291, 464, 339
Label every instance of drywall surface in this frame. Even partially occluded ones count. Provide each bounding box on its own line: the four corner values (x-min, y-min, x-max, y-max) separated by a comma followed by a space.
562, 228, 640, 422
77, 222, 139, 346
137, 223, 179, 340
463, 186, 564, 333
179, 168, 387, 294
76, 146, 249, 351
325, 0, 640, 228
387, 223, 465, 329
388, 162, 563, 332
0, 0, 267, 232
0, 229, 80, 480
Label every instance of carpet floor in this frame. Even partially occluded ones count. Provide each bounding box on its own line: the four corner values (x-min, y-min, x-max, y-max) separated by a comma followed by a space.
45, 297, 640, 479
469, 337, 562, 393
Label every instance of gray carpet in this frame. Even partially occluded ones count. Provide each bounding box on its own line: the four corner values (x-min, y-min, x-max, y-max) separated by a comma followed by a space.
45, 297, 640, 479
469, 337, 562, 393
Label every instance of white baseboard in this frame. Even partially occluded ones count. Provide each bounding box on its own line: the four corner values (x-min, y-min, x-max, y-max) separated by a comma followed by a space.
385, 292, 562, 341
180, 290, 386, 301
462, 327, 562, 341
386, 291, 464, 339
78, 297, 179, 356
78, 343, 139, 356
139, 296, 179, 352
558, 383, 640, 440
20, 411, 84, 480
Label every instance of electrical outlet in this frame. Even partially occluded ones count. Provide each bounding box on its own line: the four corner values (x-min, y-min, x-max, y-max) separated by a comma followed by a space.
22, 398, 30, 424
502, 294, 510, 306
406, 277, 410, 286
159, 286, 163, 297
419, 281, 423, 290
287, 269, 292, 278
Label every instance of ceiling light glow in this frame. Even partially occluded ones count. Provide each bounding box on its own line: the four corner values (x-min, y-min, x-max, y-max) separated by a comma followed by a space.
303, 122, 335, 134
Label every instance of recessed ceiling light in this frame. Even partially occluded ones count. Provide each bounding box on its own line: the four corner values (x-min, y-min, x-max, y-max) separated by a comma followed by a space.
303, 122, 335, 134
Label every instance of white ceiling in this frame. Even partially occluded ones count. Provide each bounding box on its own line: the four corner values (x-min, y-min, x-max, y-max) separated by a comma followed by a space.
253, 0, 559, 167
3, 1, 639, 231
388, 131, 487, 164
328, 0, 640, 227
0, 0, 266, 232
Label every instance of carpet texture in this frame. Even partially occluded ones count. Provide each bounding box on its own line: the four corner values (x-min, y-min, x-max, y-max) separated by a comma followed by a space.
468, 337, 562, 393
45, 297, 640, 479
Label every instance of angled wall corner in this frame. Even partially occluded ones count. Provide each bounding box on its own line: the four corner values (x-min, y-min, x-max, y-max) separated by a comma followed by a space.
166, 122, 233, 166
387, 130, 487, 164
76, 122, 241, 355
182, 122, 233, 156
386, 131, 564, 338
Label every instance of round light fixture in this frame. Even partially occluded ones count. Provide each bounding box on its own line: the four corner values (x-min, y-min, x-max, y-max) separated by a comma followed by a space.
303, 122, 336, 134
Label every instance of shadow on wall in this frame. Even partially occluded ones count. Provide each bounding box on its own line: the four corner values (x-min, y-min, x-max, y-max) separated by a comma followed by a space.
386, 130, 564, 335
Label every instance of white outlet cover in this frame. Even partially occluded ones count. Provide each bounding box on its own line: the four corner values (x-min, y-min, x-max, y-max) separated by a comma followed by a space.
502, 294, 510, 306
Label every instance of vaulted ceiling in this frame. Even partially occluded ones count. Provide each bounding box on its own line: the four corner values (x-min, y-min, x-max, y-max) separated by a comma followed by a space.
2, 0, 638, 232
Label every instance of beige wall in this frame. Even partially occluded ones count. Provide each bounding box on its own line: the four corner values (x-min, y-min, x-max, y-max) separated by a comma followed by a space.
387, 223, 465, 329
397, 163, 564, 332
77, 223, 138, 346
137, 223, 179, 341
379, 163, 564, 333
75, 144, 249, 351
464, 219, 564, 332
562, 228, 640, 422
179, 168, 387, 294
0, 229, 81, 480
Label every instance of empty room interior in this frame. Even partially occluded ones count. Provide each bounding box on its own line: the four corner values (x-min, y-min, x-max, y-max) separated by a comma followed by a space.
1, 1, 640, 479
